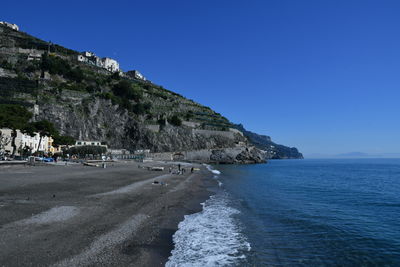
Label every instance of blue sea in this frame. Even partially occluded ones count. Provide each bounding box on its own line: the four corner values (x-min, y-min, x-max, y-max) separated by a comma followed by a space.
166, 159, 400, 266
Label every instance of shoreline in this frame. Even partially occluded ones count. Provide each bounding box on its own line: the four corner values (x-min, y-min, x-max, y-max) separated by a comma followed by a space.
0, 161, 217, 266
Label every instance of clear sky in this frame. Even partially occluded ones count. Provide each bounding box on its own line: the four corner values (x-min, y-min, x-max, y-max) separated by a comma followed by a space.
2, 0, 400, 156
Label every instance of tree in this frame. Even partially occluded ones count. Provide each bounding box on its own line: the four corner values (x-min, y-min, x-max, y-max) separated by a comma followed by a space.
168, 115, 182, 126
32, 120, 58, 152
53, 135, 75, 147
66, 145, 107, 158
112, 80, 131, 98
0, 130, 11, 155
0, 104, 32, 157
112, 81, 142, 102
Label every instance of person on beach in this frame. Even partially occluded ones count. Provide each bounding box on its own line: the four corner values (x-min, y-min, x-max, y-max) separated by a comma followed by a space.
191, 167, 194, 173
178, 164, 181, 171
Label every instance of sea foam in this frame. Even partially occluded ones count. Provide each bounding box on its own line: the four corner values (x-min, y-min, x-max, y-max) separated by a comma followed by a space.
204, 164, 221, 175
166, 192, 250, 267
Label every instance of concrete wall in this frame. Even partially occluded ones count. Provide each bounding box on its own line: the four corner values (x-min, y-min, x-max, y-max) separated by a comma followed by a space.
145, 124, 160, 133
183, 149, 212, 161
192, 129, 235, 139
0, 67, 17, 78
182, 121, 201, 128
149, 152, 173, 161
229, 128, 244, 136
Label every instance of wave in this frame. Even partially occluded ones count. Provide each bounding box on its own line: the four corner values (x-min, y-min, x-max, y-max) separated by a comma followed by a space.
166, 192, 250, 267
204, 164, 221, 175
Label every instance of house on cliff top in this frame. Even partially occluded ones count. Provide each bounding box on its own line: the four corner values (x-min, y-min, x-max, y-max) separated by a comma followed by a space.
0, 21, 19, 31
126, 70, 147, 81
77, 51, 120, 72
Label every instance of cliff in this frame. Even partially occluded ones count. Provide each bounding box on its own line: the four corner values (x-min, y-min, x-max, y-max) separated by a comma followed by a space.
0, 23, 299, 163
234, 124, 303, 159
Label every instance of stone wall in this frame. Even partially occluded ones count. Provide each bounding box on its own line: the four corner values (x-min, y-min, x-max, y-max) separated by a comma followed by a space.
229, 128, 244, 136
145, 124, 160, 133
149, 152, 173, 161
192, 129, 235, 139
182, 121, 201, 128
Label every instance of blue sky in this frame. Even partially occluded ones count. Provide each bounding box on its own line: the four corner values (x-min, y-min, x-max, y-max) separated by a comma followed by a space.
2, 0, 400, 156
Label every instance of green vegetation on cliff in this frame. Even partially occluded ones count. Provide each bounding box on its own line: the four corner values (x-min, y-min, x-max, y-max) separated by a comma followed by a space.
0, 23, 302, 158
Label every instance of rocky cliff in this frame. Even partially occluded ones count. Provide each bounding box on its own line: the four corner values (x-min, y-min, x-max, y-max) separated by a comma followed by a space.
234, 124, 303, 159
0, 23, 298, 163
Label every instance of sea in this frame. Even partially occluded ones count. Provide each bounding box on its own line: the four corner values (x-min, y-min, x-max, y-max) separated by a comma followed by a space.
166, 159, 400, 266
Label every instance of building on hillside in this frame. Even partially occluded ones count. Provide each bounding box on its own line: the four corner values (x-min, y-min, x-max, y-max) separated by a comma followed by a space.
0, 21, 19, 31
126, 70, 146, 81
0, 128, 51, 155
83, 51, 96, 57
27, 51, 42, 61
102, 57, 119, 72
75, 140, 108, 148
77, 54, 87, 63
77, 51, 119, 72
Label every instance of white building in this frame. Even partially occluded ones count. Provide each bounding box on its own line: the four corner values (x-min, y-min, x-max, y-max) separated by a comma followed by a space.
102, 57, 119, 72
77, 54, 87, 62
126, 70, 146, 81
27, 51, 42, 61
75, 140, 107, 148
83, 51, 95, 57
0, 21, 19, 31
0, 128, 50, 155
77, 52, 119, 72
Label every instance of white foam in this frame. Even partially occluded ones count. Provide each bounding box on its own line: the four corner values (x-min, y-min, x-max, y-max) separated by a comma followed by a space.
166, 192, 250, 267
204, 164, 221, 175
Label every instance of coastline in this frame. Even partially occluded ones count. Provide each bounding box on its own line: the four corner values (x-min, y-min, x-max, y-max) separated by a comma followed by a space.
0, 161, 217, 266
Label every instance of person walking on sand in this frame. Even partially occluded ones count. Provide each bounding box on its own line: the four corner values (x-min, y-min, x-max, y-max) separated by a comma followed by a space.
178, 164, 181, 171
191, 167, 194, 173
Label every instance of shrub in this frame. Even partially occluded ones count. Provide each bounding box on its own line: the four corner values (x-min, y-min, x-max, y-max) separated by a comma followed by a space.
41, 53, 72, 76
66, 67, 85, 82
53, 135, 75, 146
158, 118, 166, 126
66, 145, 107, 158
168, 115, 182, 126
112, 81, 142, 102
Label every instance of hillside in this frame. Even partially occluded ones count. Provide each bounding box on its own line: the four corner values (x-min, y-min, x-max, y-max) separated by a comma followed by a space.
0, 23, 301, 162
235, 124, 303, 159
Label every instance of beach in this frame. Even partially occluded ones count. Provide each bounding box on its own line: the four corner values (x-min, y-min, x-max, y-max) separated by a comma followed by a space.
0, 161, 216, 266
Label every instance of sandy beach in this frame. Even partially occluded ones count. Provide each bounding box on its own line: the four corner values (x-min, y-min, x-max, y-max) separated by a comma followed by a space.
0, 161, 216, 266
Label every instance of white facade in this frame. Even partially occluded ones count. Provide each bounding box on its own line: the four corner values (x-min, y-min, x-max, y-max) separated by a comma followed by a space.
27, 52, 42, 61
77, 52, 120, 72
126, 70, 147, 81
0, 21, 19, 31
0, 128, 50, 155
77, 55, 87, 62
75, 140, 107, 148
102, 57, 119, 72
83, 51, 95, 57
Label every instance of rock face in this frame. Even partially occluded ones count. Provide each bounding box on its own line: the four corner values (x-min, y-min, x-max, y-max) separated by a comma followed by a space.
38, 96, 245, 154
0, 23, 302, 164
234, 124, 303, 159
210, 147, 266, 164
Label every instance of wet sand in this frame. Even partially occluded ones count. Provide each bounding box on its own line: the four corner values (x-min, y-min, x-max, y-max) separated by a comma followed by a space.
0, 161, 216, 266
